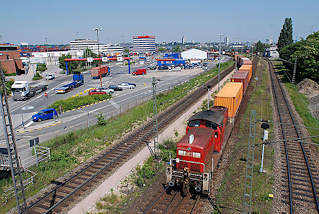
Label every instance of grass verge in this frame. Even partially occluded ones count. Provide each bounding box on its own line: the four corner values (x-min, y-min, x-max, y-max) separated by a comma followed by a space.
215, 58, 274, 213
284, 83, 319, 144
48, 94, 112, 112
0, 60, 233, 213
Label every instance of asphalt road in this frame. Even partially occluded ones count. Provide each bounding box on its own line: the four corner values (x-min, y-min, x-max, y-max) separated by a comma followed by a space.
0, 57, 229, 156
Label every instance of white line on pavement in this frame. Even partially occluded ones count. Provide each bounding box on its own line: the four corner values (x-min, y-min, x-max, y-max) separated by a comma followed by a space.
25, 121, 34, 128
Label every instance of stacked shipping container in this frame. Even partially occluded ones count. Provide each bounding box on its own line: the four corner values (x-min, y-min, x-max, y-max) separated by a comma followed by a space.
231, 71, 249, 94
214, 82, 243, 118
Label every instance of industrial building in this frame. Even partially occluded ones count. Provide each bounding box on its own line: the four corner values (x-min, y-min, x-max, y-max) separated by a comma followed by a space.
181, 48, 207, 60
70, 39, 123, 55
133, 36, 156, 53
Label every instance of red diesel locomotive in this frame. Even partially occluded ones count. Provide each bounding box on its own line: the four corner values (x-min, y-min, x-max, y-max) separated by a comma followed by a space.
166, 106, 228, 196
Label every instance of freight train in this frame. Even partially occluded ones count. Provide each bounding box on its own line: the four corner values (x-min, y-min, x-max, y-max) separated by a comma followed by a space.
166, 55, 253, 196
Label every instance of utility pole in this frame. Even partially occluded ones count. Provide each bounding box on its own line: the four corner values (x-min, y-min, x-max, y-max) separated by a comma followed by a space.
217, 34, 224, 91
292, 57, 297, 84
152, 77, 159, 157
0, 66, 26, 213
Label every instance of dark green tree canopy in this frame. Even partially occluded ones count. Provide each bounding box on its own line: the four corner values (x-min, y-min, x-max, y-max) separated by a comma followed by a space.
278, 18, 293, 52
255, 40, 270, 53
279, 31, 319, 83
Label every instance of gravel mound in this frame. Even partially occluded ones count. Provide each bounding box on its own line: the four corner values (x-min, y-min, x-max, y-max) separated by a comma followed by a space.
297, 79, 319, 120
297, 78, 319, 97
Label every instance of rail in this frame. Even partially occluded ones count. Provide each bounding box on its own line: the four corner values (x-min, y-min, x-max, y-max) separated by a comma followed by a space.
268, 59, 319, 213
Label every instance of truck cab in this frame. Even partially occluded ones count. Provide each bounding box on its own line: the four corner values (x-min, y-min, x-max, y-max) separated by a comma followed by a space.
12, 81, 30, 100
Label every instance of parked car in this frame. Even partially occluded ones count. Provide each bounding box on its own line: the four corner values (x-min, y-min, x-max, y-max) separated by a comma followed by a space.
32, 108, 58, 122
121, 82, 136, 87
147, 65, 157, 70
132, 68, 147, 75
118, 82, 136, 89
158, 65, 169, 70
45, 74, 55, 80
184, 64, 193, 69
108, 85, 123, 91
172, 67, 182, 71
89, 88, 109, 95
98, 87, 114, 94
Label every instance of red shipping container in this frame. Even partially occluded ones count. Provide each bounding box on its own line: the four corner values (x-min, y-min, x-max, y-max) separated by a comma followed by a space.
91, 65, 109, 78
231, 71, 249, 94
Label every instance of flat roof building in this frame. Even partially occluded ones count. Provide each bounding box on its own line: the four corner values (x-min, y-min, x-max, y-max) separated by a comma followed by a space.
181, 48, 207, 60
70, 39, 123, 56
133, 36, 156, 53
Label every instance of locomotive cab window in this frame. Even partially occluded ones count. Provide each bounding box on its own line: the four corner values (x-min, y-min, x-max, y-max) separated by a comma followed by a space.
188, 120, 201, 127
205, 121, 217, 130
178, 150, 186, 156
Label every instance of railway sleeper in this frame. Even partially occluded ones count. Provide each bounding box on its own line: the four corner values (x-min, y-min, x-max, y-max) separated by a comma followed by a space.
291, 171, 319, 180
27, 207, 45, 214
280, 160, 317, 169
282, 185, 313, 193
282, 176, 319, 185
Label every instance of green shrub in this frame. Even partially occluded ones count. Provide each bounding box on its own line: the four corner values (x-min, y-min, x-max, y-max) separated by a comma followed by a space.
32, 72, 43, 80
96, 113, 107, 126
48, 94, 111, 112
36, 63, 47, 72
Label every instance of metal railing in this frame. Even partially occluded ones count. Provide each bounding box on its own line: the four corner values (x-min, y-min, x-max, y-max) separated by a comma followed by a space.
1, 169, 36, 204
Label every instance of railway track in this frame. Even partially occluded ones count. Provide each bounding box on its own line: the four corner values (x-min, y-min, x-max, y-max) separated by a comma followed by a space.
142, 191, 199, 214
25, 64, 235, 213
268, 60, 319, 213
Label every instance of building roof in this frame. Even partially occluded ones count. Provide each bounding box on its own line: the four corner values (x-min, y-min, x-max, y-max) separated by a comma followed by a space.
0, 51, 24, 74
181, 48, 207, 54
133, 36, 155, 39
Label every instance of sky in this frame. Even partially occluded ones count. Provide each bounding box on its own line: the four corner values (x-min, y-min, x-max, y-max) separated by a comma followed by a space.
1, 0, 318, 45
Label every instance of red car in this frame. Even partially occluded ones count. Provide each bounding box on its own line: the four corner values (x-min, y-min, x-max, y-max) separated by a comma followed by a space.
132, 68, 147, 75
88, 89, 107, 95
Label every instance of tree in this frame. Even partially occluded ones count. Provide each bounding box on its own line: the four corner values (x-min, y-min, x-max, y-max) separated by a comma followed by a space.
158, 47, 166, 52
172, 46, 181, 53
277, 18, 293, 52
83, 48, 97, 58
36, 63, 47, 72
255, 41, 265, 53
58, 54, 81, 72
279, 31, 319, 82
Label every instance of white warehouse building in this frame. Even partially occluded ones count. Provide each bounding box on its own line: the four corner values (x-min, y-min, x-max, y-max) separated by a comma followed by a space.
181, 48, 207, 60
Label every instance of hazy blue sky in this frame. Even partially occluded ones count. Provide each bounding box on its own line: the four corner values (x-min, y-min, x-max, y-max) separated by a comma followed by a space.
1, 0, 318, 44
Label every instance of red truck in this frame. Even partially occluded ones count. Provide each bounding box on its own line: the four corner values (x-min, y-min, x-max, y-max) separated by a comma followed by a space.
91, 65, 110, 79
132, 68, 147, 75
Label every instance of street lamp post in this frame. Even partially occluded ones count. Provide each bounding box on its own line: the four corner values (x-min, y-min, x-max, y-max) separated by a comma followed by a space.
217, 34, 224, 91
93, 27, 103, 61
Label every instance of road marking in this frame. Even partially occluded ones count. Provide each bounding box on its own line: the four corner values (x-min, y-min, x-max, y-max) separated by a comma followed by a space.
25, 121, 33, 128
110, 100, 120, 110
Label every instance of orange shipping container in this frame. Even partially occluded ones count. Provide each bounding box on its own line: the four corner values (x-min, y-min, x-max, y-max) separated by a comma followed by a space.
239, 64, 253, 81
214, 82, 243, 118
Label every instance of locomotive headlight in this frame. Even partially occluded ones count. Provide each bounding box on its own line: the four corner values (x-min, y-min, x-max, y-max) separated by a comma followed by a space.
193, 152, 201, 158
